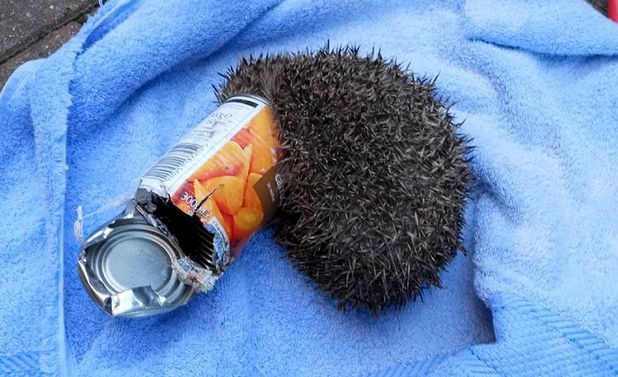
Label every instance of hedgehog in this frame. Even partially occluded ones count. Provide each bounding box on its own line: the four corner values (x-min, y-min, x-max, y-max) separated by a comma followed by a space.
217, 46, 471, 315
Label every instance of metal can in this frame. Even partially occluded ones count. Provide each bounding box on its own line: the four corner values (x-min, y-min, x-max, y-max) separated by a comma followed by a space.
78, 95, 282, 317
78, 200, 197, 317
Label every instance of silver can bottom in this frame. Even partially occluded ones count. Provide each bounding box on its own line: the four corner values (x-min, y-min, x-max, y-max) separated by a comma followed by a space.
78, 202, 196, 317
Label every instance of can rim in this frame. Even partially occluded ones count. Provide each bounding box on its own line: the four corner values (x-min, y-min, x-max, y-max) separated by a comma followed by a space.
227, 93, 269, 106
77, 201, 197, 317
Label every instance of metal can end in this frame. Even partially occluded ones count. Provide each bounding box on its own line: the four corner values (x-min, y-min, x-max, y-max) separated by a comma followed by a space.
77, 201, 196, 318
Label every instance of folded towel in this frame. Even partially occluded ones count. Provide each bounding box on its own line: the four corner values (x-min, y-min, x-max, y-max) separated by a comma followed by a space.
1, 0, 616, 376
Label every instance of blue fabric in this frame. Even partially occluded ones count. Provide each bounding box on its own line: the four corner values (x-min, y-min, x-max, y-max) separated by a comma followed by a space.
1, 0, 617, 375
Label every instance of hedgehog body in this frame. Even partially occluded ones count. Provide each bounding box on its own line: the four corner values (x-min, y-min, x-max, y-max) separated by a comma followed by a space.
218, 47, 470, 315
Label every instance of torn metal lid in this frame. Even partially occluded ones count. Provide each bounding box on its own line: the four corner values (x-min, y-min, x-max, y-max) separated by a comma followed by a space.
77, 200, 196, 317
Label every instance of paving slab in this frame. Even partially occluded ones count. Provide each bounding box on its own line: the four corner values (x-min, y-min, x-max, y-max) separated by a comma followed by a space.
0, 22, 82, 87
588, 0, 608, 14
0, 0, 97, 63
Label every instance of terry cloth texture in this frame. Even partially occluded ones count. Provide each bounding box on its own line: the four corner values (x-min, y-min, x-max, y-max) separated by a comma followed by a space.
0, 0, 617, 376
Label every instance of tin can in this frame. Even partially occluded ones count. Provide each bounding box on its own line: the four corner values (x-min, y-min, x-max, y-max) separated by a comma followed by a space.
77, 199, 197, 317
78, 95, 282, 317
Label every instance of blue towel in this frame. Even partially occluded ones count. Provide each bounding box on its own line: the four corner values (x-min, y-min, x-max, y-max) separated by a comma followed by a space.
1, 0, 617, 375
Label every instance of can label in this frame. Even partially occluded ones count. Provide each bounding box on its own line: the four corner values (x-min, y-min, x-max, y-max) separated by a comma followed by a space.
139, 96, 281, 261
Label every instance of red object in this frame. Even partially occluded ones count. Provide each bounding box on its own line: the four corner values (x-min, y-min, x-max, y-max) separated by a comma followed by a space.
610, 0, 618, 22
